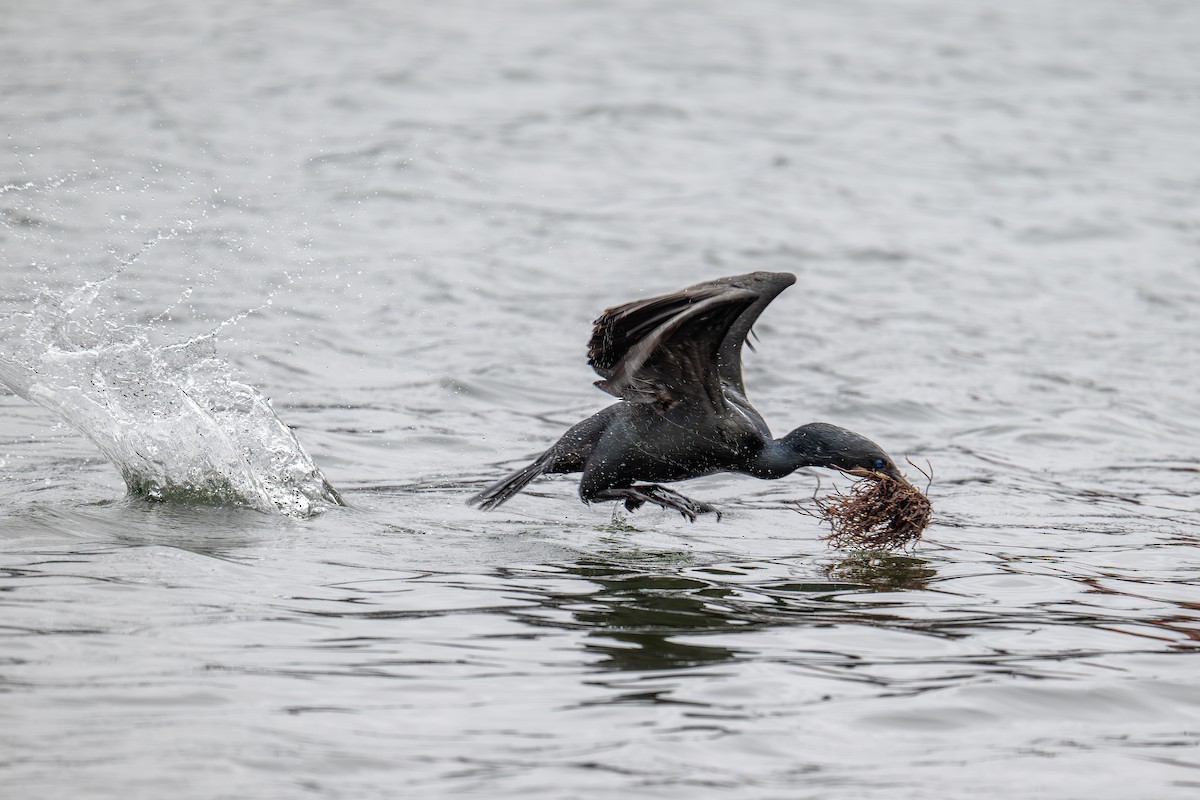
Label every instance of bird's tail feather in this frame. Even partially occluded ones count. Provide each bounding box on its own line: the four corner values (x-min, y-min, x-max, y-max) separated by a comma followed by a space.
469, 454, 552, 510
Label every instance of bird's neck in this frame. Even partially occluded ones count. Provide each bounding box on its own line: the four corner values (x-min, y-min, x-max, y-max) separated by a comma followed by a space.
747, 425, 838, 479
747, 434, 814, 479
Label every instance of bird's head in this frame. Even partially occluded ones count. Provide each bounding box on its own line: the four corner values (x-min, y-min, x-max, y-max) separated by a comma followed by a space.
784, 422, 903, 481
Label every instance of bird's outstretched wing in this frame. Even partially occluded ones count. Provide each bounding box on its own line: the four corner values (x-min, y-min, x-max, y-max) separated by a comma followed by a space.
588, 285, 759, 411
700, 271, 796, 396
588, 271, 795, 403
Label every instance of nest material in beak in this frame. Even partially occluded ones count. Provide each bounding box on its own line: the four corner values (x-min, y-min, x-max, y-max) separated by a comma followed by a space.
802, 470, 933, 550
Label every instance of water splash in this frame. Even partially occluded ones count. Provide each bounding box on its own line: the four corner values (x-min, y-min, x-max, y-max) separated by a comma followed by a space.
0, 277, 344, 517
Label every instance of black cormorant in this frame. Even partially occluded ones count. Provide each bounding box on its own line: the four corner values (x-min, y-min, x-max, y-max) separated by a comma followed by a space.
470, 272, 904, 521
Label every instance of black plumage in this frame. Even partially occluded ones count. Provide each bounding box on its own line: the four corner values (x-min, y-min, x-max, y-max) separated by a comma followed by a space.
470, 272, 902, 521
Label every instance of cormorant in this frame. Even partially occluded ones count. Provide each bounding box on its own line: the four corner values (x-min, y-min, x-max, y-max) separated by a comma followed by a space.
470, 271, 904, 521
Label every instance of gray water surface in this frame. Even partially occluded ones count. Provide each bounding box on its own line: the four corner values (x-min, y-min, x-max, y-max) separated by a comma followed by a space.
3, 1, 1200, 798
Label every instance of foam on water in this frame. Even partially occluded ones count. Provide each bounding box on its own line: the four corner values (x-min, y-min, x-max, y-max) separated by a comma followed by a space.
0, 274, 343, 517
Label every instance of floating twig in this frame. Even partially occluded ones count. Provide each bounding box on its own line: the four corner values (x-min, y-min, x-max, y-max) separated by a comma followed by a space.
794, 467, 933, 550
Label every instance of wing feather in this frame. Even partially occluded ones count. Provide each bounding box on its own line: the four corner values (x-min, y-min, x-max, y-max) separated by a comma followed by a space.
593, 288, 759, 410
701, 272, 796, 396
586, 271, 796, 402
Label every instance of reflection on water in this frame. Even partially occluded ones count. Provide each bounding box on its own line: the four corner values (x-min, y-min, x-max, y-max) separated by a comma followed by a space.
17, 498, 300, 561
507, 553, 936, 673
824, 552, 937, 591
568, 561, 747, 671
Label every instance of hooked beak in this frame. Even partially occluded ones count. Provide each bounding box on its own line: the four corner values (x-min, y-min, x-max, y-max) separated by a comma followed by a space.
838, 464, 911, 486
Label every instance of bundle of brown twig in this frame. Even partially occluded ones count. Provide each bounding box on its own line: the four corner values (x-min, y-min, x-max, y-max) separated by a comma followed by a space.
795, 466, 933, 550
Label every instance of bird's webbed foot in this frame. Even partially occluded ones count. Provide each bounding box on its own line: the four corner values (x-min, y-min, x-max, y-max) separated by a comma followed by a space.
645, 484, 723, 522
593, 485, 722, 523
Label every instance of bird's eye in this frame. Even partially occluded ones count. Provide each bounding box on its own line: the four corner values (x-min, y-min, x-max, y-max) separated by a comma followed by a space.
873, 459, 886, 470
